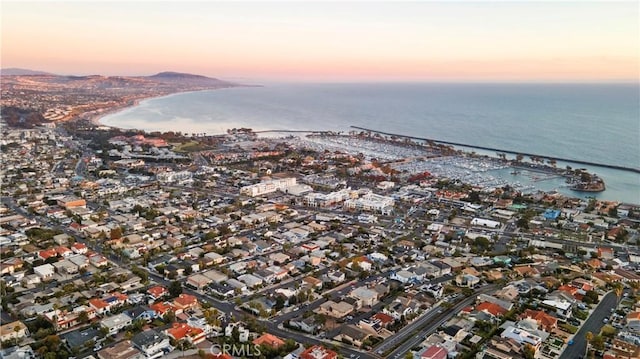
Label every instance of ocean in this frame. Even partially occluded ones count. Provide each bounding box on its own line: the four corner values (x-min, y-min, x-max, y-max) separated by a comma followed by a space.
100, 83, 640, 203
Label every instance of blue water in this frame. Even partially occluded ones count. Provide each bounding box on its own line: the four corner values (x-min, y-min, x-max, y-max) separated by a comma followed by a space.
101, 83, 640, 203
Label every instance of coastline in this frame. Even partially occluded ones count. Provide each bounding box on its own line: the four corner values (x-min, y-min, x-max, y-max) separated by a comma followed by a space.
83, 86, 240, 129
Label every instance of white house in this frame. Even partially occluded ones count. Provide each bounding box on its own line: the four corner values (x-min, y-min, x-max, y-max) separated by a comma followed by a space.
101, 313, 132, 336
131, 330, 172, 359
470, 218, 501, 229
33, 263, 55, 280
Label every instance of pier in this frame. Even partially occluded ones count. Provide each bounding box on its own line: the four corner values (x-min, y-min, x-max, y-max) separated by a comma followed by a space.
350, 126, 640, 174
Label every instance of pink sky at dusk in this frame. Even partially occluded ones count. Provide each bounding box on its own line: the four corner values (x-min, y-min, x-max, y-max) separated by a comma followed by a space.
2, 1, 638, 82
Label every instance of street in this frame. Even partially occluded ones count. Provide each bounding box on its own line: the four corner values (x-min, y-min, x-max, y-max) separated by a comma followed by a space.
559, 291, 617, 359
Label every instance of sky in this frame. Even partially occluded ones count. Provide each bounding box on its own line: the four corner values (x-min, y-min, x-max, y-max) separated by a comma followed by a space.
2, 1, 639, 82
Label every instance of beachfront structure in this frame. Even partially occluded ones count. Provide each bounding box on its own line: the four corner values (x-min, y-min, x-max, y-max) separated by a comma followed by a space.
240, 178, 297, 197
344, 193, 394, 215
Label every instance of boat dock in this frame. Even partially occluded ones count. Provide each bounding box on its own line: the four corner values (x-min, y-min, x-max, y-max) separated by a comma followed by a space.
350, 126, 640, 174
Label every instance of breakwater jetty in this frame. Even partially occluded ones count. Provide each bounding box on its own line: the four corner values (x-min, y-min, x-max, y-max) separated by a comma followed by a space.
350, 126, 640, 174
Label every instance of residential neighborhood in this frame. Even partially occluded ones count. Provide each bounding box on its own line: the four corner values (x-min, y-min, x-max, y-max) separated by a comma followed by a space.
1, 122, 639, 359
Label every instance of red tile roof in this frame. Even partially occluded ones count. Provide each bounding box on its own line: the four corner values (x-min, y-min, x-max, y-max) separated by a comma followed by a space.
147, 286, 167, 298
39, 249, 57, 260
89, 298, 109, 309
372, 312, 394, 325
421, 345, 448, 359
300, 345, 338, 359
476, 302, 507, 317
173, 294, 198, 308
150, 302, 174, 315
252, 333, 285, 348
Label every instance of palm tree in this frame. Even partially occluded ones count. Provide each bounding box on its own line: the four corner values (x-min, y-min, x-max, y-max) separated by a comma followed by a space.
585, 331, 593, 358
613, 282, 624, 304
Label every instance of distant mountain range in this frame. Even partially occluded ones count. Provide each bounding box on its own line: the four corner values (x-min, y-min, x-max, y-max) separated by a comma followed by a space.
143, 71, 231, 86
1, 68, 230, 84
1, 68, 56, 76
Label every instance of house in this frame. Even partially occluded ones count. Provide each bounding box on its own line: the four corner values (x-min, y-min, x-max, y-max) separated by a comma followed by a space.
147, 286, 168, 301
52, 259, 78, 275
53, 233, 71, 245
349, 286, 379, 308
289, 316, 319, 334
124, 306, 157, 323
421, 345, 448, 359
335, 325, 370, 347
0, 258, 24, 275
204, 252, 225, 265
69, 242, 88, 254
597, 247, 615, 260
383, 300, 414, 320
541, 298, 573, 318
209, 282, 235, 297
318, 301, 354, 319
173, 294, 199, 312
56, 246, 73, 257
372, 312, 395, 327
186, 274, 211, 290
164, 322, 206, 345
302, 276, 323, 289
300, 345, 338, 359
97, 340, 145, 359
390, 270, 416, 284
520, 309, 558, 333
33, 263, 55, 280
57, 196, 86, 209
456, 273, 480, 288
0, 321, 29, 343
90, 298, 111, 315
150, 302, 174, 317
500, 326, 542, 352
63, 328, 102, 351
0, 346, 35, 359
202, 270, 228, 283
476, 302, 508, 319
131, 330, 172, 358
38, 249, 58, 261
626, 311, 640, 332
68, 254, 90, 270
238, 274, 264, 288
252, 333, 285, 349
226, 279, 248, 292
101, 313, 133, 336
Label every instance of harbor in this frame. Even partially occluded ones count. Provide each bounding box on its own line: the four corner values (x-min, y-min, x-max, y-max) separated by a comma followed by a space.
350, 126, 640, 174
290, 132, 616, 199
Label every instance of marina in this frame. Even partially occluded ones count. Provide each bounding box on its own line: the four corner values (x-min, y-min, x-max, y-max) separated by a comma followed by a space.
293, 134, 580, 196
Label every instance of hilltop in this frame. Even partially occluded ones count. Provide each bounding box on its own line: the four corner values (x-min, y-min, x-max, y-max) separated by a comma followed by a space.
0, 67, 55, 76
0, 70, 239, 127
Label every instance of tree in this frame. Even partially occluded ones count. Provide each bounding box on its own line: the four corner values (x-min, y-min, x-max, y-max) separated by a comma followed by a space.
522, 344, 535, 359
110, 227, 123, 240
78, 311, 89, 324
275, 296, 285, 311
585, 331, 594, 357
168, 280, 182, 298
613, 282, 624, 304
163, 310, 176, 323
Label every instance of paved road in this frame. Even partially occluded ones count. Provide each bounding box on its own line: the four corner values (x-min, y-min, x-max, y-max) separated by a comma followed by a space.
383, 284, 498, 359
559, 291, 617, 359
